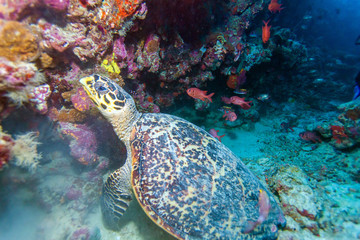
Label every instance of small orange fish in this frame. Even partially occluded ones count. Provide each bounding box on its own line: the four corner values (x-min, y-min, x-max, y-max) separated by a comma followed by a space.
230, 96, 252, 110
186, 88, 214, 102
209, 128, 225, 142
268, 0, 284, 13
262, 20, 271, 44
243, 189, 271, 233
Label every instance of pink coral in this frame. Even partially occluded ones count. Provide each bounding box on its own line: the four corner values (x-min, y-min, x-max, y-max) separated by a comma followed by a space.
0, 132, 15, 171
66, 187, 82, 200
58, 122, 98, 165
69, 227, 90, 240
0, 58, 37, 90
28, 84, 51, 114
71, 87, 93, 112
113, 37, 128, 60
43, 0, 69, 11
132, 83, 160, 113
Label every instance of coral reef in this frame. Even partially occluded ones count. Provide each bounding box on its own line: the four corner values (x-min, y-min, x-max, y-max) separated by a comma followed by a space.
58, 122, 98, 165
0, 126, 15, 170
0, 58, 45, 106
1, 0, 359, 239
0, 20, 39, 62
269, 166, 320, 236
11, 132, 42, 172
306, 98, 360, 149
28, 84, 52, 114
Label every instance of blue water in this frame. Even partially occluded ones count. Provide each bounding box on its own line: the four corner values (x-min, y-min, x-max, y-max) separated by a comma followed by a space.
0, 0, 360, 239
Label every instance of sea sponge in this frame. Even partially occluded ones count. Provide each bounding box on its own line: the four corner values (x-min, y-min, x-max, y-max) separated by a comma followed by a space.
38, 53, 54, 69
11, 132, 42, 172
0, 20, 39, 62
145, 34, 160, 54
49, 107, 87, 123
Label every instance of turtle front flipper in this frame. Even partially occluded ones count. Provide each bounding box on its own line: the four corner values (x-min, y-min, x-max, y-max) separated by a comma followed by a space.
101, 166, 132, 230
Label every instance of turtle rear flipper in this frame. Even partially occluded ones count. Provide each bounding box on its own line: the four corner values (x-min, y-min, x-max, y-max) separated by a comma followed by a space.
101, 167, 132, 230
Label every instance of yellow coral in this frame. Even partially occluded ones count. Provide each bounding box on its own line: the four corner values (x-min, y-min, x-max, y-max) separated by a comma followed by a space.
11, 132, 42, 172
101, 53, 121, 74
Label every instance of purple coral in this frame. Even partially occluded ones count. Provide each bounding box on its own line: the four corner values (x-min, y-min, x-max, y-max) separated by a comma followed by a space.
70, 88, 93, 112
42, 0, 69, 11
66, 187, 82, 200
113, 37, 128, 60
69, 227, 90, 240
58, 122, 98, 165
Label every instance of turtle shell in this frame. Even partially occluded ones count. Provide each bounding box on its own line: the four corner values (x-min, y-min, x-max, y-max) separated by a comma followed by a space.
130, 113, 284, 240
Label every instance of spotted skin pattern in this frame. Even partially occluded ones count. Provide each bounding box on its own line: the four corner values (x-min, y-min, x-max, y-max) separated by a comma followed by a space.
79, 75, 286, 240
131, 114, 284, 239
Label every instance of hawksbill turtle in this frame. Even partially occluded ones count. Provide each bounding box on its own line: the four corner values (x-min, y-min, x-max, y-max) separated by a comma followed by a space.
79, 74, 285, 240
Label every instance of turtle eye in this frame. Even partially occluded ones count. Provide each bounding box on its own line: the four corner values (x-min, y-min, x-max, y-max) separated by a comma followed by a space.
94, 81, 109, 93
98, 86, 107, 91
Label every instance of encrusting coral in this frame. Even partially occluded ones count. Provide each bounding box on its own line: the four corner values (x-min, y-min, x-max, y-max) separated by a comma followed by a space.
0, 125, 15, 170
0, 19, 39, 62
11, 132, 42, 172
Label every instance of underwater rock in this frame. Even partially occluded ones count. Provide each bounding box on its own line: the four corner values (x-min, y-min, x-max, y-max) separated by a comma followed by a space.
315, 121, 333, 139
69, 227, 90, 240
269, 165, 320, 236
315, 103, 359, 149
317, 182, 360, 240
66, 187, 82, 201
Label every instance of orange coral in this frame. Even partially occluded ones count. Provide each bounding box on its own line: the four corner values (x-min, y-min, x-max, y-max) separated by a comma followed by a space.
50, 108, 87, 123
38, 53, 54, 69
227, 74, 238, 89
0, 20, 39, 62
108, 0, 142, 27
146, 37, 160, 53
115, 0, 141, 18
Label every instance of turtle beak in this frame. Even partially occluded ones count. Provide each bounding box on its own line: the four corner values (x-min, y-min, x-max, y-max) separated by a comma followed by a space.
79, 75, 98, 106
79, 75, 95, 91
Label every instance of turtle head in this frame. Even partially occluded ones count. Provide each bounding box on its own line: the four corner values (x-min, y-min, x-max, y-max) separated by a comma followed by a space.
79, 74, 135, 120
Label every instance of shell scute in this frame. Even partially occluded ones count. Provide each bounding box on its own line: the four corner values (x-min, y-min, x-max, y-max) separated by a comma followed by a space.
130, 113, 284, 240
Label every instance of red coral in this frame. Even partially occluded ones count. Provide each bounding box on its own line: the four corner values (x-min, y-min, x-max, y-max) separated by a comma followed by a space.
110, 0, 142, 27
330, 125, 348, 144
0, 134, 15, 170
